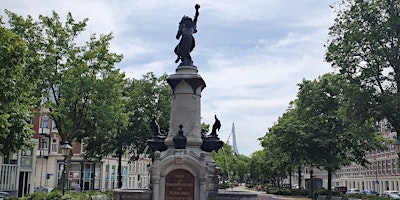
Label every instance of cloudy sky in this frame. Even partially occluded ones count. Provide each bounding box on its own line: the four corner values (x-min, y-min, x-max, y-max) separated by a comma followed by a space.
2, 0, 337, 156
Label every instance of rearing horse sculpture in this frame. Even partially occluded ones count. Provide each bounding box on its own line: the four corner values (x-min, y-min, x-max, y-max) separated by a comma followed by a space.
174, 4, 200, 66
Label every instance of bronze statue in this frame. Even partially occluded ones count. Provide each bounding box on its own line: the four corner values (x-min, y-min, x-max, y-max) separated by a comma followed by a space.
210, 115, 221, 138
150, 117, 162, 136
174, 4, 200, 66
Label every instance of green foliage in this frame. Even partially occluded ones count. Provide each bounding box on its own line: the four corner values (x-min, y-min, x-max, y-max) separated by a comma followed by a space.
295, 73, 383, 190
249, 150, 269, 184
5, 10, 126, 161
212, 143, 250, 183
326, 0, 400, 137
124, 72, 171, 158
19, 190, 112, 200
258, 73, 385, 192
259, 104, 306, 184
21, 190, 62, 200
212, 143, 236, 181
267, 188, 309, 197
343, 193, 386, 200
0, 17, 36, 156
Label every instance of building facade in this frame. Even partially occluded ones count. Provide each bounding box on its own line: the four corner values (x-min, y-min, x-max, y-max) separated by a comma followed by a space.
127, 153, 151, 189
0, 109, 153, 197
32, 110, 153, 192
0, 139, 37, 197
287, 120, 400, 193
332, 129, 399, 193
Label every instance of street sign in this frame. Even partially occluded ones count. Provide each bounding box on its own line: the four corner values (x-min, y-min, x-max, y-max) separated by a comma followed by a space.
375, 180, 379, 184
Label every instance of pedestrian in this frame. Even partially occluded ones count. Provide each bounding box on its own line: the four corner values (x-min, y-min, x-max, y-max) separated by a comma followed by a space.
74, 183, 81, 192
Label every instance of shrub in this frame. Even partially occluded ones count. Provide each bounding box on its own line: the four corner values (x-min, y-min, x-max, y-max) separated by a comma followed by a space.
291, 189, 309, 196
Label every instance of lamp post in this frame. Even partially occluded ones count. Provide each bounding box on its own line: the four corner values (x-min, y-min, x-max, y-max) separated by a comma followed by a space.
394, 139, 400, 158
393, 140, 400, 191
60, 142, 72, 195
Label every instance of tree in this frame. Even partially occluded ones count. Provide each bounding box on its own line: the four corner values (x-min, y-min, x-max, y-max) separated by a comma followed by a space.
235, 155, 251, 183
326, 0, 400, 140
295, 73, 383, 194
212, 143, 237, 182
249, 150, 269, 184
104, 72, 171, 188
0, 17, 37, 156
5, 11, 126, 189
124, 72, 171, 158
260, 105, 308, 189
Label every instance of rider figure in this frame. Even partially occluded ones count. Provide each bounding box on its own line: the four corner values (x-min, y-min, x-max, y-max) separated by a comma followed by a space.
174, 4, 200, 66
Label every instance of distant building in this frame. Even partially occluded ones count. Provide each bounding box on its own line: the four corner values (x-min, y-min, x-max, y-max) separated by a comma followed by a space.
128, 153, 152, 189
287, 119, 400, 193
332, 119, 399, 193
0, 139, 37, 197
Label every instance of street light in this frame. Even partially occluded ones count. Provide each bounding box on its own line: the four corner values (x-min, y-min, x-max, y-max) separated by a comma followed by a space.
393, 139, 400, 158
60, 142, 72, 195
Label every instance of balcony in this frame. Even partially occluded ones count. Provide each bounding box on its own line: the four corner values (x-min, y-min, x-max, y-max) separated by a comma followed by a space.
36, 149, 49, 158
38, 128, 50, 137
0, 164, 18, 191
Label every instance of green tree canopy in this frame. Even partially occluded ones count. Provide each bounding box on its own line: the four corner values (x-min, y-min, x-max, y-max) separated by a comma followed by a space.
249, 149, 269, 184
0, 17, 36, 156
260, 104, 307, 187
5, 10, 126, 159
295, 73, 384, 192
124, 72, 171, 158
212, 143, 237, 181
326, 0, 400, 139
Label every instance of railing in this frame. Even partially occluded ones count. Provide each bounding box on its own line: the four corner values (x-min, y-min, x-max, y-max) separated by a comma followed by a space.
0, 164, 18, 191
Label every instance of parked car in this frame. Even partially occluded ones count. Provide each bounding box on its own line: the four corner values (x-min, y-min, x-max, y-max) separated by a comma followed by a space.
0, 192, 9, 200
34, 186, 54, 192
335, 186, 347, 194
362, 189, 379, 196
381, 191, 400, 199
347, 188, 360, 195
382, 191, 400, 195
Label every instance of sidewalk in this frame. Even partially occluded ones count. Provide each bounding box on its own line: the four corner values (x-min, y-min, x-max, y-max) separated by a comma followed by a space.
222, 184, 310, 200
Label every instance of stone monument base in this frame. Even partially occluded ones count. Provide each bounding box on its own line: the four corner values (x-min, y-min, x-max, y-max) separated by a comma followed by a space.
113, 189, 152, 200
208, 191, 258, 200
150, 148, 219, 200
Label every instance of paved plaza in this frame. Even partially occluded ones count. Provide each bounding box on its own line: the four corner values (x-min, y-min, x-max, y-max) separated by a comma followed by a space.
222, 184, 310, 200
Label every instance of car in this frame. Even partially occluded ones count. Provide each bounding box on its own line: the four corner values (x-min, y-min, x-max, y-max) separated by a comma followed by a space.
347, 188, 360, 195
362, 189, 379, 196
0, 192, 9, 200
34, 186, 54, 192
381, 192, 400, 199
382, 190, 400, 195
335, 186, 347, 194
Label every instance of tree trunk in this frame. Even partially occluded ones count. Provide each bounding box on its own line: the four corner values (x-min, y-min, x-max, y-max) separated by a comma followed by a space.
117, 146, 123, 188
289, 169, 292, 189
328, 169, 332, 198
298, 166, 302, 189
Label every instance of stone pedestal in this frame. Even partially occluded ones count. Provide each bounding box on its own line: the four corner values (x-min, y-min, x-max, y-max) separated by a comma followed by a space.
150, 66, 219, 200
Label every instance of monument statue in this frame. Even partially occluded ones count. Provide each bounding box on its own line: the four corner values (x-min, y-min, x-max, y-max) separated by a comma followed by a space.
174, 4, 200, 66
210, 115, 221, 138
150, 117, 162, 136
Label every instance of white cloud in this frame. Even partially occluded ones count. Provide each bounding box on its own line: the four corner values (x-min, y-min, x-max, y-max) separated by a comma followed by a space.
1, 0, 337, 156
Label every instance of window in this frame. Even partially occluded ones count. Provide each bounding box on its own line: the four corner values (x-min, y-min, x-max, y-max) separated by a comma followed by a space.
111, 166, 116, 189
122, 167, 128, 188
51, 138, 58, 153
40, 137, 49, 150
42, 116, 49, 128
52, 120, 57, 130
81, 138, 88, 153
21, 149, 33, 168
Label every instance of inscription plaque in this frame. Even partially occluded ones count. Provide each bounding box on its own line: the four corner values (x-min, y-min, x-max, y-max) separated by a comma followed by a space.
165, 169, 194, 200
